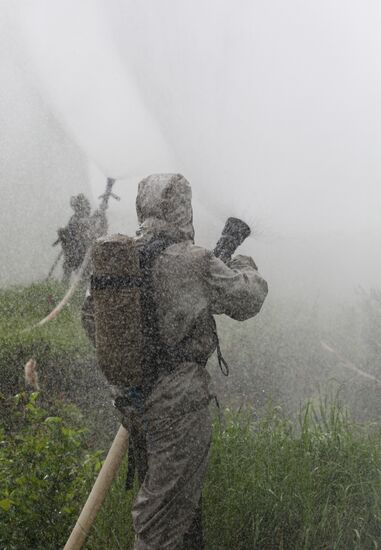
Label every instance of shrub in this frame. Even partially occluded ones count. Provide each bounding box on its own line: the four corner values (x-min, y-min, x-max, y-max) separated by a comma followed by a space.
0, 392, 102, 550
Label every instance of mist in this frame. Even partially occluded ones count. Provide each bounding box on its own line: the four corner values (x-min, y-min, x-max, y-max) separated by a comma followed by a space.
2, 7, 381, 545
109, 0, 381, 297
1, 0, 380, 298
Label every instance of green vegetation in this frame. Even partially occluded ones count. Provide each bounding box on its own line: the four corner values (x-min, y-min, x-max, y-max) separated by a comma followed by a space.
0, 392, 102, 550
1, 394, 381, 549
204, 401, 381, 549
0, 281, 117, 444
1, 282, 381, 548
4, 391, 380, 549
0, 281, 92, 396
82, 400, 381, 550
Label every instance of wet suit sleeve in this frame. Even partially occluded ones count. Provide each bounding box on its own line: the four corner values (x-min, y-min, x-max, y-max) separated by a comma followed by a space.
207, 253, 268, 321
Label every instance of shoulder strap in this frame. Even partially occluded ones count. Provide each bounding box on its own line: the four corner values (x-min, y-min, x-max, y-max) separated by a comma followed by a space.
139, 236, 176, 396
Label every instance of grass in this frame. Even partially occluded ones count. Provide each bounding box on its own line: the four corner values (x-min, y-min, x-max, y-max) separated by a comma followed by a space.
0, 280, 93, 396
81, 399, 381, 550
203, 401, 381, 549
0, 280, 91, 355
1, 282, 381, 548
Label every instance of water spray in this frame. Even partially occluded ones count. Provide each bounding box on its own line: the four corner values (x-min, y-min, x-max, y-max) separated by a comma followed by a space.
27, 177, 119, 331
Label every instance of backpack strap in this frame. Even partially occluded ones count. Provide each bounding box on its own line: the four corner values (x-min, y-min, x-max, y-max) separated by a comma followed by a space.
138, 236, 177, 397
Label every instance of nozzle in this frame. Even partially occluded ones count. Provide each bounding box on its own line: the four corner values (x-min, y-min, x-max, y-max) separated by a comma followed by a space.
213, 217, 251, 263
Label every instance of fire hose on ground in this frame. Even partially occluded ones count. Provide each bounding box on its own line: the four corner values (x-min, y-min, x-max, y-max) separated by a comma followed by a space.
63, 425, 129, 550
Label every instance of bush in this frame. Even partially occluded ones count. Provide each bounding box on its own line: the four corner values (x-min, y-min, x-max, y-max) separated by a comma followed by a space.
0, 392, 102, 550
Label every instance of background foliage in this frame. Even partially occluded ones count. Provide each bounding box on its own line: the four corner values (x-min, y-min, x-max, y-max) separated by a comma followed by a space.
0, 392, 102, 550
1, 282, 381, 548
81, 399, 381, 550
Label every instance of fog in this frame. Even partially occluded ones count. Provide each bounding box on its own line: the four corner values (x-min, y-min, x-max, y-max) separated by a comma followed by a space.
3, 6, 381, 547
1, 0, 380, 296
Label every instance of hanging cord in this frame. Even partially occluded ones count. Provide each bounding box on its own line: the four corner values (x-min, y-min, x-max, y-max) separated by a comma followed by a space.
210, 319, 229, 432
216, 339, 229, 376
212, 320, 230, 376
211, 317, 230, 376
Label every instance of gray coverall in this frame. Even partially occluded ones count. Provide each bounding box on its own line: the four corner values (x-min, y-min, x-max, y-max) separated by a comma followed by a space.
82, 173, 268, 550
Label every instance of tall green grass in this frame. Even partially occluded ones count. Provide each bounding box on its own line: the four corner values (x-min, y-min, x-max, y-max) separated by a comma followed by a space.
203, 400, 381, 549
84, 399, 381, 550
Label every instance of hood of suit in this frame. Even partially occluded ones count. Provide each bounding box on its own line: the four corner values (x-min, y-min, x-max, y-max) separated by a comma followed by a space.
136, 173, 195, 243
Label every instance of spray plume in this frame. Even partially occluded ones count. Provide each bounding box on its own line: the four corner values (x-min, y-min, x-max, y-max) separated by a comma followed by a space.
321, 341, 381, 386
8, 0, 175, 179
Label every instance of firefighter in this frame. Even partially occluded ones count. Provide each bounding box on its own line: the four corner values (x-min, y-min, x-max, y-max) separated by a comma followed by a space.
55, 193, 107, 283
82, 174, 268, 549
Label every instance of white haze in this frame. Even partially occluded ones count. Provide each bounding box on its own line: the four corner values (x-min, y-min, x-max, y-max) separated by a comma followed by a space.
1, 0, 381, 297
6, 0, 174, 179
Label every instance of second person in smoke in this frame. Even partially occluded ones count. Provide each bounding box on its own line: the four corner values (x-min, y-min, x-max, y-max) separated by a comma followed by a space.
82, 173, 268, 549
55, 193, 108, 283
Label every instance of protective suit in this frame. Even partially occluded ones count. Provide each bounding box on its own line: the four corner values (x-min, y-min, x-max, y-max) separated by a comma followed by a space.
82, 173, 268, 549
57, 193, 108, 283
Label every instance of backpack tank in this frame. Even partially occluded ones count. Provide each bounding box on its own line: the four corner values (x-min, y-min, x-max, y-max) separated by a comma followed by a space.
91, 234, 143, 387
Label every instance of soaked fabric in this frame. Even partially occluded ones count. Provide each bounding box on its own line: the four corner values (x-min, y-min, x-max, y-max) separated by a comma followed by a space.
82, 173, 268, 549
127, 405, 211, 550
136, 173, 195, 244
58, 194, 107, 282
59, 213, 91, 272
